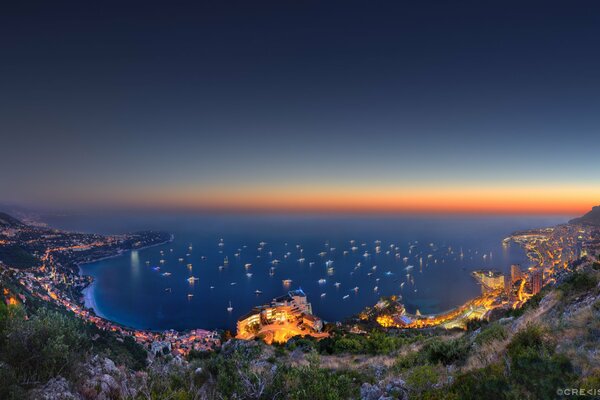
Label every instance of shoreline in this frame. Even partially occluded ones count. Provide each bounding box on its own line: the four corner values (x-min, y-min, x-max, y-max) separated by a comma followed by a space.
77, 235, 174, 324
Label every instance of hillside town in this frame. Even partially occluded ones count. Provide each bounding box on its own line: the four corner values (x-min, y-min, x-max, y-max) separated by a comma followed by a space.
369, 222, 599, 330
0, 213, 221, 356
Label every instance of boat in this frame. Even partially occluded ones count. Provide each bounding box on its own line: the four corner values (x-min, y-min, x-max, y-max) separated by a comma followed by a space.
178, 258, 184, 262
373, 286, 378, 292
224, 256, 229, 265
385, 271, 393, 276
161, 272, 171, 277
282, 279, 292, 286
343, 295, 350, 300
145, 261, 150, 265
187, 276, 199, 283
152, 266, 160, 271
165, 288, 172, 292
187, 263, 193, 269
210, 286, 215, 289
227, 301, 233, 312
230, 282, 237, 286
246, 273, 253, 278
334, 282, 341, 288
254, 290, 263, 295
352, 286, 359, 292
321, 293, 326, 298
309, 262, 315, 266
325, 260, 334, 267
318, 278, 327, 284
159, 259, 165, 264
244, 263, 252, 269
187, 294, 194, 299
297, 258, 305, 263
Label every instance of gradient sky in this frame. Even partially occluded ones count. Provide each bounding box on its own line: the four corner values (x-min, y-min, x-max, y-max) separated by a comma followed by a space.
1, 1, 599, 213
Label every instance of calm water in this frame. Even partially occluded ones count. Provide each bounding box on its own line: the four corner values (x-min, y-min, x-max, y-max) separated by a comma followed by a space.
54, 214, 570, 331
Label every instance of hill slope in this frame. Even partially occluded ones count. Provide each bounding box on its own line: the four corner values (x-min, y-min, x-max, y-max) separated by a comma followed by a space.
570, 205, 600, 226
0, 212, 23, 228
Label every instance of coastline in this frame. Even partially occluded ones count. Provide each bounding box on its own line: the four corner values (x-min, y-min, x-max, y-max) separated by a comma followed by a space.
77, 235, 174, 321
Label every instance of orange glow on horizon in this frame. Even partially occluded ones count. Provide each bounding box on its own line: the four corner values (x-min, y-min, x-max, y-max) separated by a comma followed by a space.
79, 183, 600, 215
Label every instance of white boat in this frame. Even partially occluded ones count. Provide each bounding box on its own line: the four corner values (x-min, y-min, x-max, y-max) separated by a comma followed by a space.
244, 263, 252, 269
282, 279, 292, 285
334, 282, 341, 288
162, 272, 171, 277
352, 286, 359, 292
187, 294, 193, 299
373, 286, 378, 292
246, 273, 253, 278
187, 276, 199, 283
254, 290, 263, 295
321, 293, 326, 298
325, 260, 334, 267
318, 278, 327, 284
178, 258, 184, 262
343, 295, 350, 300
227, 301, 233, 312
230, 282, 237, 286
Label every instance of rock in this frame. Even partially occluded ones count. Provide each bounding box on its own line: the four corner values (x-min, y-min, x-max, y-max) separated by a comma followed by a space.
29, 377, 81, 400
360, 382, 383, 400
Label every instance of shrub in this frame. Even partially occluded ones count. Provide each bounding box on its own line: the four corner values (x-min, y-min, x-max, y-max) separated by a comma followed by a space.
474, 323, 507, 346
423, 337, 470, 366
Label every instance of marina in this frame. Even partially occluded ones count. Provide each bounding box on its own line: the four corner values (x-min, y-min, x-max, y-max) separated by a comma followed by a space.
77, 214, 568, 331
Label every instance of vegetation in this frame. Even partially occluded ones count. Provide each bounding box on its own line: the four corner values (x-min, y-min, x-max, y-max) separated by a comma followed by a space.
0, 245, 40, 268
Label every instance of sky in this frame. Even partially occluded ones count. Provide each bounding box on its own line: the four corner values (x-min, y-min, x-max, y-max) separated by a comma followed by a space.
1, 1, 599, 214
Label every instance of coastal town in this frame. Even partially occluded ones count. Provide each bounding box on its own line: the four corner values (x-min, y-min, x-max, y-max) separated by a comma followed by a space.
2, 210, 599, 356
369, 222, 599, 330
0, 213, 221, 356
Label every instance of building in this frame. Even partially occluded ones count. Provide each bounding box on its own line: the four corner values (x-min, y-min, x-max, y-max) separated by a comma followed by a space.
302, 313, 323, 331
472, 270, 504, 293
503, 275, 513, 297
237, 289, 322, 337
511, 264, 522, 284
531, 268, 543, 295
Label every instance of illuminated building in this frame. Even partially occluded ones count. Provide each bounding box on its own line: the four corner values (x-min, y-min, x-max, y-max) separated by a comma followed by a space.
531, 268, 543, 295
511, 264, 522, 284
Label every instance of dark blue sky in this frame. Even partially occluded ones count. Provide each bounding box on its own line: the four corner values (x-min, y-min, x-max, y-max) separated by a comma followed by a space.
1, 1, 599, 211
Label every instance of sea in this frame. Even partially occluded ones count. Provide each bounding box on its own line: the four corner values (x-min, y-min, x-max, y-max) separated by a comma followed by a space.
47, 213, 571, 332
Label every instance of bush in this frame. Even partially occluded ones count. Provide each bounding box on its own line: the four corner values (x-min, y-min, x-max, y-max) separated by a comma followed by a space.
423, 337, 470, 366
559, 272, 598, 298
474, 323, 507, 346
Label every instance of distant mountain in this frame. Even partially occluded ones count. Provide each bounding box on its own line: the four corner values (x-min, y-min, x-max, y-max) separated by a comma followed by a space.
0, 212, 24, 228
569, 206, 600, 226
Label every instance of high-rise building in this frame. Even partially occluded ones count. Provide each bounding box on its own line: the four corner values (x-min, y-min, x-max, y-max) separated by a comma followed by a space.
504, 275, 512, 297
531, 268, 543, 295
511, 264, 522, 283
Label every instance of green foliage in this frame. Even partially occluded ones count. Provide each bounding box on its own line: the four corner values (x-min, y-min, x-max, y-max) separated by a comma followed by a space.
474, 323, 507, 346
1, 307, 88, 384
559, 271, 598, 298
318, 331, 419, 355
422, 337, 471, 366
0, 245, 40, 268
449, 363, 510, 400
268, 355, 364, 400
448, 324, 576, 399
406, 364, 439, 395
